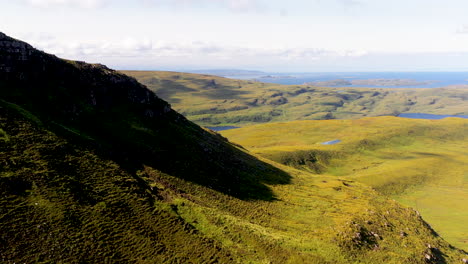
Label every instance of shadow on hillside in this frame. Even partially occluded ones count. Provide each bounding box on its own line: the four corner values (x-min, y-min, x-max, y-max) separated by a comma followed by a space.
121, 154, 291, 201
152, 80, 197, 101
101, 122, 292, 201
37, 109, 292, 201
1, 101, 289, 202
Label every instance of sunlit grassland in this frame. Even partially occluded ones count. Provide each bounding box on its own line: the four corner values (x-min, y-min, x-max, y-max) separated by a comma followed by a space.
123, 71, 468, 127
221, 116, 468, 251
145, 160, 466, 263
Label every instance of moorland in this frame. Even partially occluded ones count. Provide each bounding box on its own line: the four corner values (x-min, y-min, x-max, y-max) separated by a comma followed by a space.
123, 70, 468, 127
1, 32, 467, 263
221, 117, 468, 251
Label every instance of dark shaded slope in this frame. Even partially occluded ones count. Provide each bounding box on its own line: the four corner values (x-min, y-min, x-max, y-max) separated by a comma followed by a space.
0, 32, 290, 200
0, 105, 234, 263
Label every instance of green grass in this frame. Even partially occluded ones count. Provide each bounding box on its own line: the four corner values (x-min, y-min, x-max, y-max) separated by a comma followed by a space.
2, 32, 467, 263
0, 128, 8, 142
2, 91, 467, 263
2, 105, 264, 263
123, 70, 468, 127
221, 116, 468, 251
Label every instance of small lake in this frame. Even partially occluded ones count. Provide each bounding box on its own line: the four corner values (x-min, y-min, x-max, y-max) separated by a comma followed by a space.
322, 139, 341, 145
206, 126, 240, 131
398, 113, 468, 120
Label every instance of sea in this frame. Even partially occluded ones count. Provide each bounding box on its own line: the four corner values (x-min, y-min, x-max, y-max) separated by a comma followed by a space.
398, 113, 468, 119
225, 72, 468, 88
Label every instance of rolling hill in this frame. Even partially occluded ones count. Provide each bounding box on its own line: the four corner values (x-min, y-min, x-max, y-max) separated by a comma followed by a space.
1, 32, 467, 263
123, 70, 468, 127
220, 117, 468, 251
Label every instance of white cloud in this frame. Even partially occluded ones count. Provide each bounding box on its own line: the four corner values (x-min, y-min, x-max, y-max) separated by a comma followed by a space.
22, 33, 468, 71
456, 25, 468, 34
140, 0, 263, 12
314, 0, 363, 9
335, 0, 362, 7
226, 0, 260, 12
336, 49, 368, 57
24, 34, 368, 66
24, 0, 108, 8
17, 0, 268, 13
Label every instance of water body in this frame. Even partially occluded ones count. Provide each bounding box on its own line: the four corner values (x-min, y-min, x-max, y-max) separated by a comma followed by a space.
206, 126, 240, 131
226, 72, 468, 88
398, 113, 468, 119
321, 139, 342, 145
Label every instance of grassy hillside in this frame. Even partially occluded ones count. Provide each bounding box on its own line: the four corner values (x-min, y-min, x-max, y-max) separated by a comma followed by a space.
221, 117, 468, 251
1, 32, 467, 263
0, 105, 235, 263
123, 70, 468, 127
0, 33, 288, 201
2, 106, 467, 263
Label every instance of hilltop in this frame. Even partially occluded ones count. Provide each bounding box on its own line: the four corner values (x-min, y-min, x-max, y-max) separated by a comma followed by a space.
1, 32, 467, 263
123, 70, 468, 127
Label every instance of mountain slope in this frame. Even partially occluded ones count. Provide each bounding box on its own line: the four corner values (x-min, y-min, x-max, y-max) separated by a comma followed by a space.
0, 32, 289, 201
1, 105, 234, 263
1, 32, 467, 263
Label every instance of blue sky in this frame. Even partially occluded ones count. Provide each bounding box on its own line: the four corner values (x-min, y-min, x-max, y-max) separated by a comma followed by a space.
2, 0, 468, 72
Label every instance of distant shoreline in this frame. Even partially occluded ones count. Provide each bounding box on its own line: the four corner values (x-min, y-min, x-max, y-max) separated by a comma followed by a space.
220, 72, 468, 88
305, 78, 434, 87
398, 113, 468, 119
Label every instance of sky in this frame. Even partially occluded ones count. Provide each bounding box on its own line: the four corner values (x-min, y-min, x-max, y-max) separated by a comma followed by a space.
2, 0, 468, 72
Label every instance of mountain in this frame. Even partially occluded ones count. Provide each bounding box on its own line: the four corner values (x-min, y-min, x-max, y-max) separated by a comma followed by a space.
1, 32, 467, 263
0, 32, 288, 201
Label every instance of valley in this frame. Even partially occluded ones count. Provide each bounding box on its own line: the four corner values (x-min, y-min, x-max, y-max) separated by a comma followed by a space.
220, 117, 468, 250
